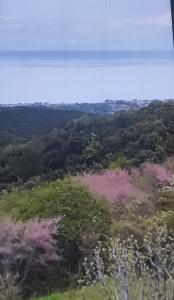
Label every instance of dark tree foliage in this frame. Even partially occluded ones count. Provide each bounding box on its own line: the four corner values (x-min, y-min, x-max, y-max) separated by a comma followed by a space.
0, 106, 86, 137
0, 101, 174, 190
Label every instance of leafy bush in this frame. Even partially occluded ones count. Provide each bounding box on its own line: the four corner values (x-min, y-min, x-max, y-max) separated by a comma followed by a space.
151, 185, 174, 212
108, 155, 132, 170
0, 179, 112, 288
0, 179, 111, 238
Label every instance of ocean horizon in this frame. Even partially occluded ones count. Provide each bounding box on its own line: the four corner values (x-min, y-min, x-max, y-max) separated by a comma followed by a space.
0, 50, 174, 67
1, 50, 174, 103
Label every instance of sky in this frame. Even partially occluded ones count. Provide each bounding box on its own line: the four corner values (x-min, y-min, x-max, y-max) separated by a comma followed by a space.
0, 0, 174, 103
0, 0, 173, 50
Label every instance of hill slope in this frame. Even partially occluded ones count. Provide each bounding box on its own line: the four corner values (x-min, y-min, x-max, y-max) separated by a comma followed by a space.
0, 106, 87, 137
0, 101, 174, 189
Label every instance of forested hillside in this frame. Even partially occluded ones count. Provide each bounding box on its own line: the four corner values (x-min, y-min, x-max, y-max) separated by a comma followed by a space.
0, 101, 174, 190
0, 106, 86, 138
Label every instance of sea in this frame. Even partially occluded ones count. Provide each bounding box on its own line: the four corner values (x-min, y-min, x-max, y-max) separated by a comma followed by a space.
0, 50, 174, 103
0, 50, 174, 66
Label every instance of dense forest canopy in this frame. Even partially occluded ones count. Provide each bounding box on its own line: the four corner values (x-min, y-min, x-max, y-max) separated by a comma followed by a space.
0, 106, 87, 138
0, 100, 174, 190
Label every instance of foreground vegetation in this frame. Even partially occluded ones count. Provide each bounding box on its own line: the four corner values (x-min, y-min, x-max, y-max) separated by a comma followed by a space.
0, 101, 174, 299
0, 160, 174, 299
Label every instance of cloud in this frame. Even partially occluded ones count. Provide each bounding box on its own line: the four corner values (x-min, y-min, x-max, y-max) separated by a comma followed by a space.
0, 11, 171, 31
143, 12, 172, 27
0, 11, 172, 51
121, 12, 172, 28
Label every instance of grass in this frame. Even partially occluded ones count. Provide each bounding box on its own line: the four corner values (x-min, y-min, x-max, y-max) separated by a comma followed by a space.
34, 277, 174, 300
33, 283, 114, 300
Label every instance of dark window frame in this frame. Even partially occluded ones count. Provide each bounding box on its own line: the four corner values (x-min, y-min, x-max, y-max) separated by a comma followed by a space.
171, 0, 174, 44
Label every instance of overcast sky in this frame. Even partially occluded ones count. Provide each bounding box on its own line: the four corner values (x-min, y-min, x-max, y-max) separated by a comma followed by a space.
0, 0, 173, 50
0, 1, 174, 103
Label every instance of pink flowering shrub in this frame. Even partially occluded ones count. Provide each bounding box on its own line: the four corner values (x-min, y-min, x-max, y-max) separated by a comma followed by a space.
22, 218, 59, 263
0, 217, 60, 295
78, 163, 172, 204
78, 170, 136, 203
142, 163, 172, 185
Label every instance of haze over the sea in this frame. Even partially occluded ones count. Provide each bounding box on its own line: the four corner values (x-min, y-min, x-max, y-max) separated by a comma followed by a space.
0, 0, 174, 103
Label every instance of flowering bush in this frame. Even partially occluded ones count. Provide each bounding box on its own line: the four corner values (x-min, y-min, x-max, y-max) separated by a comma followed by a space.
0, 217, 60, 297
0, 179, 112, 291
78, 170, 136, 203
142, 163, 172, 185
78, 164, 172, 203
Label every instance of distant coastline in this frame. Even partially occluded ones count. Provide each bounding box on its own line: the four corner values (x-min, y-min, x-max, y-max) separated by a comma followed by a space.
1, 99, 174, 115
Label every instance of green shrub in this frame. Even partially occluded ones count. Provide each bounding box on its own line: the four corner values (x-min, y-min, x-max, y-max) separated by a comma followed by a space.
154, 190, 174, 211
0, 178, 111, 238
0, 178, 112, 288
108, 155, 132, 170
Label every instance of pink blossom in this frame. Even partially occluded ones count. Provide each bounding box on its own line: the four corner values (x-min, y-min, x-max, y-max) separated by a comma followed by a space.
23, 218, 59, 261
78, 170, 136, 203
142, 163, 171, 185
0, 217, 60, 275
